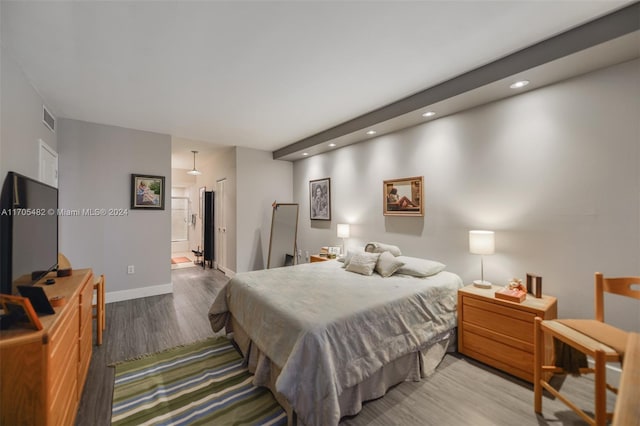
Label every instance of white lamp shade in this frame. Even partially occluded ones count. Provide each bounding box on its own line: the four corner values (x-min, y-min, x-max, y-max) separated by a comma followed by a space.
469, 230, 495, 255
337, 223, 350, 239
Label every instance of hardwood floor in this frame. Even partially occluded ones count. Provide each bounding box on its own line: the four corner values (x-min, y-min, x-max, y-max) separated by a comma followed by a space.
76, 268, 614, 425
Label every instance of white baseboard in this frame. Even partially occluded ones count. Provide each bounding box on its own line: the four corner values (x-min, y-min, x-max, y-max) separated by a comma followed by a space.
218, 266, 235, 278
105, 282, 173, 303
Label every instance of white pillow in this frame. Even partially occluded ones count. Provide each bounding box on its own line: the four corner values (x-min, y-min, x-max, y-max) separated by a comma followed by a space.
375, 251, 405, 278
345, 252, 380, 276
340, 248, 364, 267
395, 256, 446, 277
364, 242, 402, 257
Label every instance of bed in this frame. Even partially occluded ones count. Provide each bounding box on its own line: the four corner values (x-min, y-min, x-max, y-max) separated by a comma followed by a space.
209, 257, 463, 426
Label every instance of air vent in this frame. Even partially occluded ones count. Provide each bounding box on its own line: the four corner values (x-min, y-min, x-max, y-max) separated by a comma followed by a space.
42, 105, 55, 133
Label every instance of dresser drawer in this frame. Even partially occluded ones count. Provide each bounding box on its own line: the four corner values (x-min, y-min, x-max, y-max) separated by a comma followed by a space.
49, 338, 78, 426
49, 306, 79, 390
78, 317, 93, 399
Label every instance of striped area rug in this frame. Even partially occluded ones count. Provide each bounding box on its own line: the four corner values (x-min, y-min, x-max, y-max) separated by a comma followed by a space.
111, 337, 287, 426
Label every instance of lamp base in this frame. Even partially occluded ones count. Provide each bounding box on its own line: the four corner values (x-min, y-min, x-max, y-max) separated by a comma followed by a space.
473, 280, 493, 289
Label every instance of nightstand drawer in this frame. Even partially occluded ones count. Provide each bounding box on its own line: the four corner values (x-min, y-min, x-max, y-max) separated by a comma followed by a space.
464, 297, 534, 322
463, 322, 532, 352
463, 329, 533, 374
464, 304, 533, 343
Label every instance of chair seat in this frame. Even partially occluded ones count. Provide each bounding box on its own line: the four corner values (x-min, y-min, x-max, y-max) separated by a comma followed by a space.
541, 319, 624, 361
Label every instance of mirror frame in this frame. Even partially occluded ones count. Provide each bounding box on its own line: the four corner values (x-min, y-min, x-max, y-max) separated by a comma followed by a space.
267, 203, 299, 269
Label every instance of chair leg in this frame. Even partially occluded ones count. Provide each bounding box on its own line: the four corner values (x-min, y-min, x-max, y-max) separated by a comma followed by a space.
534, 317, 544, 413
101, 277, 106, 331
594, 350, 606, 426
93, 276, 105, 346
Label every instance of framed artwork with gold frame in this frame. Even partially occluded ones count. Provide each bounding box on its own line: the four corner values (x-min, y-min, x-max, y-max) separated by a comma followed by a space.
383, 176, 424, 217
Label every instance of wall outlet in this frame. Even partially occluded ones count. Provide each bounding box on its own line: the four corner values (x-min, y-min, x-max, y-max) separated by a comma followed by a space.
127, 265, 135, 274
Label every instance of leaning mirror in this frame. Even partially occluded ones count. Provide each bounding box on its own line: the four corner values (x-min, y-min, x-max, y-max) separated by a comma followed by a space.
267, 203, 299, 269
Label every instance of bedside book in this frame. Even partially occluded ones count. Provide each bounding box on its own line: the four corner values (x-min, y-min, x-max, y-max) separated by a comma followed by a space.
495, 287, 526, 303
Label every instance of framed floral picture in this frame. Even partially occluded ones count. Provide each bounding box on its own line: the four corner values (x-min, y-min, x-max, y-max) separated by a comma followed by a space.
383, 176, 423, 216
131, 174, 165, 210
309, 178, 331, 220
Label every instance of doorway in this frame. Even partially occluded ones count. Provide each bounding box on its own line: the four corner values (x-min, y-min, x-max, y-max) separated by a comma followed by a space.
171, 195, 194, 269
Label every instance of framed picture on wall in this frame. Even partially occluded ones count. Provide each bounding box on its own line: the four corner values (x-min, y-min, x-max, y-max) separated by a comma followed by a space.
309, 178, 331, 220
383, 176, 424, 217
131, 174, 165, 210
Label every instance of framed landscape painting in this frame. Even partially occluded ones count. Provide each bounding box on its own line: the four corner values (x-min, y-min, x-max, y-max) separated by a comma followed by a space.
309, 178, 331, 220
131, 174, 165, 210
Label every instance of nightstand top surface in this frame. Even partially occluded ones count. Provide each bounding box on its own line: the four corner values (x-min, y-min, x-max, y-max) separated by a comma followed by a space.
459, 283, 557, 312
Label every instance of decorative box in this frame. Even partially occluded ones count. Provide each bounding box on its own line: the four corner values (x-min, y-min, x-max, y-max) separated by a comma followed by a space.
495, 287, 526, 303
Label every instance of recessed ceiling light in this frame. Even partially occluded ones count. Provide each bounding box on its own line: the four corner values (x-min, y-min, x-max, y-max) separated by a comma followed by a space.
302, 152, 309, 156
366, 130, 377, 135
510, 80, 530, 89
422, 111, 436, 117
328, 143, 336, 147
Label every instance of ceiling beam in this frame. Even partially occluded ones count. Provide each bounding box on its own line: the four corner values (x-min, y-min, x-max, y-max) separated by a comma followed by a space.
273, 2, 640, 160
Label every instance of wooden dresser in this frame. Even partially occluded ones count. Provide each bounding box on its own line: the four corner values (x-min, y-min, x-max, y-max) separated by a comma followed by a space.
0, 268, 94, 426
458, 284, 557, 383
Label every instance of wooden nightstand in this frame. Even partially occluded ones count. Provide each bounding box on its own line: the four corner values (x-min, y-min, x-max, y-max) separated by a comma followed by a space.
457, 284, 557, 383
310, 254, 329, 263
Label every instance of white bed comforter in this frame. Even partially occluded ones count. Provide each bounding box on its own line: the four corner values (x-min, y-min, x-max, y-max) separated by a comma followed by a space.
209, 261, 463, 426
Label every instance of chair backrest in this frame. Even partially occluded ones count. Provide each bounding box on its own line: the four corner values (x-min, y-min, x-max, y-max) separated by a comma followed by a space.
594, 272, 640, 322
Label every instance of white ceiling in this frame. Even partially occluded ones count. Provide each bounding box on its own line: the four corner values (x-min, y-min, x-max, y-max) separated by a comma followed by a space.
1, 1, 635, 165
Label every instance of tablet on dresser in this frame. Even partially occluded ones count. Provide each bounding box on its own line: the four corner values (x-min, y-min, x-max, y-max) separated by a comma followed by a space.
17, 285, 55, 315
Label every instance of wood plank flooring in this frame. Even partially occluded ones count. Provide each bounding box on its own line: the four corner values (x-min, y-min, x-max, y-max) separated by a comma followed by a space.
76, 267, 614, 426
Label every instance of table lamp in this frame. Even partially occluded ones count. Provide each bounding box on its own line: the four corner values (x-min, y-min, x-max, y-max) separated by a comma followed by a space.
337, 224, 350, 255
469, 230, 495, 288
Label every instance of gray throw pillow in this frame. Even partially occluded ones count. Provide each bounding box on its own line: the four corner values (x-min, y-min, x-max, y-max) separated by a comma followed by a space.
340, 248, 363, 267
375, 251, 406, 277
345, 252, 380, 276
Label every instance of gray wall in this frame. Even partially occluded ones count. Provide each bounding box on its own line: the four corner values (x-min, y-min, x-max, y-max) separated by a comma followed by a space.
293, 59, 640, 331
1, 46, 57, 181
57, 119, 172, 301
236, 147, 293, 272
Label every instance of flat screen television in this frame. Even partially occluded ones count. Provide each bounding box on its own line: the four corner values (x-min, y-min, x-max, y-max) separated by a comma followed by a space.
0, 172, 58, 295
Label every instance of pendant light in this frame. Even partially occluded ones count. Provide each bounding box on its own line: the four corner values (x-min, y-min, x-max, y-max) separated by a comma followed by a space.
187, 150, 202, 176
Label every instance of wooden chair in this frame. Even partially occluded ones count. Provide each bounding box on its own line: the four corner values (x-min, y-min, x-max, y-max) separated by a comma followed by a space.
534, 273, 640, 426
93, 274, 106, 345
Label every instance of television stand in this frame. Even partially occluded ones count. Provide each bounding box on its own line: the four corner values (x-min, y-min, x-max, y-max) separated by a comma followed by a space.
0, 269, 94, 425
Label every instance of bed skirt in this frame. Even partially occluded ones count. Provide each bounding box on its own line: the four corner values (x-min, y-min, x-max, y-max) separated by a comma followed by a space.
228, 316, 456, 426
